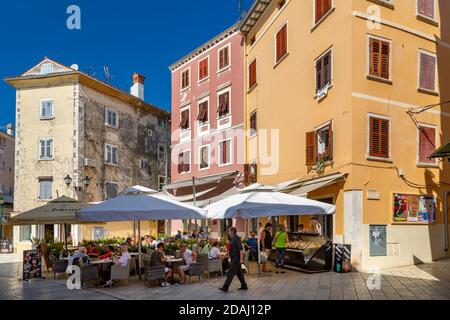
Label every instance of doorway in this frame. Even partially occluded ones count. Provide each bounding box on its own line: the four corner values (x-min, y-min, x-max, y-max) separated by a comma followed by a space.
315, 197, 334, 238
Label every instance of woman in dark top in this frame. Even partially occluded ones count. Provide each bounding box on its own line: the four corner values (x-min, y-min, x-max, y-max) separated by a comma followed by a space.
260, 223, 273, 272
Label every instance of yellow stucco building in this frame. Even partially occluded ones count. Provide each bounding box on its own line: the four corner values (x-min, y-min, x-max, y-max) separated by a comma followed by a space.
241, 0, 450, 270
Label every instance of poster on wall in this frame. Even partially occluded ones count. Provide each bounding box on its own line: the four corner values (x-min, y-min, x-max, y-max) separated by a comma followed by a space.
369, 225, 387, 256
22, 250, 42, 280
393, 194, 435, 223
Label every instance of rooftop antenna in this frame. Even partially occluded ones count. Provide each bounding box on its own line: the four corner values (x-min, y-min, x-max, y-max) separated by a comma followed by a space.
104, 65, 111, 82
238, 0, 244, 18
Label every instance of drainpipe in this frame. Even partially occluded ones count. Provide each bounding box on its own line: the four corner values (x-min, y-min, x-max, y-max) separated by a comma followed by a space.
445, 191, 449, 252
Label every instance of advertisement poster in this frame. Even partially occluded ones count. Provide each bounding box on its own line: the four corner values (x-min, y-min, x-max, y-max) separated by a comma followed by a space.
23, 250, 42, 280
369, 225, 387, 256
393, 194, 435, 223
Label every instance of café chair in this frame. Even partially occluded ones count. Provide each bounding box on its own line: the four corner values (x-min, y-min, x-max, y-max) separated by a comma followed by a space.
80, 265, 100, 288
110, 259, 131, 288
50, 256, 68, 280
186, 262, 203, 283
143, 256, 166, 288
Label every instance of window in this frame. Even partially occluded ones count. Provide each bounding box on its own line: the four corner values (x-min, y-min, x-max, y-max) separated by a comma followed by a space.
178, 151, 191, 173
38, 178, 52, 200
105, 144, 119, 165
197, 100, 209, 124
139, 159, 149, 171
315, 0, 332, 24
20, 225, 32, 241
250, 111, 257, 136
40, 63, 54, 75
105, 109, 118, 128
199, 145, 210, 170
369, 116, 390, 159
217, 91, 230, 118
105, 182, 118, 200
158, 118, 166, 128
419, 52, 436, 92
158, 144, 166, 161
369, 38, 390, 80
158, 176, 166, 191
417, 0, 435, 20
249, 59, 257, 89
315, 50, 332, 94
199, 57, 209, 81
418, 125, 436, 164
93, 227, 105, 240
181, 69, 190, 89
305, 123, 333, 166
275, 23, 288, 63
245, 163, 257, 185
0, 137, 5, 148
219, 140, 232, 166
180, 108, 190, 130
39, 138, 53, 160
218, 45, 230, 71
40, 100, 54, 119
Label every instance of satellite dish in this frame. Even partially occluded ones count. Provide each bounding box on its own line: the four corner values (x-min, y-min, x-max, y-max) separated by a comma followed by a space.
70, 64, 79, 70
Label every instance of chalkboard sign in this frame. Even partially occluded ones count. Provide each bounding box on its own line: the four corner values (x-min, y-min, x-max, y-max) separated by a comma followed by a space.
23, 250, 42, 280
0, 239, 13, 253
370, 225, 387, 256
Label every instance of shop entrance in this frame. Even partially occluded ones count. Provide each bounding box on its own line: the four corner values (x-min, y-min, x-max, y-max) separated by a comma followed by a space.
315, 197, 334, 238
44, 224, 54, 242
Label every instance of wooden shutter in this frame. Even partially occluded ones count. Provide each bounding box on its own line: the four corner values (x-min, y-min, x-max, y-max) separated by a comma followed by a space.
419, 126, 436, 163
323, 51, 331, 88
197, 102, 208, 122
381, 41, 390, 79
180, 110, 189, 129
306, 131, 317, 166
221, 141, 228, 164
370, 39, 390, 79
244, 164, 250, 186
249, 60, 257, 88
199, 59, 208, 80
219, 46, 229, 70
276, 24, 287, 62
418, 0, 434, 19
316, 59, 322, 92
420, 53, 436, 91
370, 117, 389, 158
316, 0, 332, 23
328, 125, 333, 160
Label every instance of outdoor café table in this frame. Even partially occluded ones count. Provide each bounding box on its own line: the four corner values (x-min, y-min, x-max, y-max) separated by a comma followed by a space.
91, 259, 114, 283
165, 257, 183, 283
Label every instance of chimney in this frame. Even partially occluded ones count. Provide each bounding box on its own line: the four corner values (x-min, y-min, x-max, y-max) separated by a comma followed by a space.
6, 123, 14, 137
131, 73, 145, 100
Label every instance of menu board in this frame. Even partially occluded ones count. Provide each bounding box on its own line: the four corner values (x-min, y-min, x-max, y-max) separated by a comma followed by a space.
393, 194, 435, 223
23, 250, 42, 280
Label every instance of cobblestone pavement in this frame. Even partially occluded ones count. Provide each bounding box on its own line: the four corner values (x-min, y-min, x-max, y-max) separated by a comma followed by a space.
0, 257, 449, 300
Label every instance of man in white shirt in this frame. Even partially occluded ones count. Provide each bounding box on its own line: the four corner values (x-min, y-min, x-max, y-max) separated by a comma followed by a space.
103, 244, 131, 287
177, 244, 196, 285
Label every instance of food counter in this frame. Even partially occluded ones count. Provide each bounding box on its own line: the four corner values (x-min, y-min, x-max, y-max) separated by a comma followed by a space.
269, 233, 332, 273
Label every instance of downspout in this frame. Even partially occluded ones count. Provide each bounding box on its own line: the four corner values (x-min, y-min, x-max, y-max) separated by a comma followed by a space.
445, 191, 449, 252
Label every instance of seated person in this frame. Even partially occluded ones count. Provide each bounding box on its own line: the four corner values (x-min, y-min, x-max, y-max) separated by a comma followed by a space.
175, 231, 182, 240
176, 244, 196, 285
198, 229, 208, 241
298, 224, 305, 233
143, 235, 151, 245
68, 246, 91, 266
125, 237, 133, 247
246, 231, 259, 261
150, 243, 172, 286
201, 240, 212, 255
103, 244, 131, 287
191, 229, 198, 239
181, 232, 189, 241
149, 235, 159, 247
99, 245, 115, 260
86, 242, 100, 258
208, 240, 229, 273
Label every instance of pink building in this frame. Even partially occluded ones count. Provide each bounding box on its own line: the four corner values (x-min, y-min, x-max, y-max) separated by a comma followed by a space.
167, 24, 247, 236
0, 124, 15, 239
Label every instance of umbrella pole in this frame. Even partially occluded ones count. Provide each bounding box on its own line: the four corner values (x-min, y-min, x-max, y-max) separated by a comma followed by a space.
138, 220, 142, 280
64, 224, 68, 254
257, 217, 262, 275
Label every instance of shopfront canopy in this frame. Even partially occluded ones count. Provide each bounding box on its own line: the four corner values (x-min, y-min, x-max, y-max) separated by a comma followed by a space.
205, 184, 336, 219
429, 140, 450, 159
10, 196, 89, 225
77, 190, 206, 222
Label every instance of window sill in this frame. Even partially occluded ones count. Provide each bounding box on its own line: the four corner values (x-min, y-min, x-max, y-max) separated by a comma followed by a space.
37, 198, 52, 202
217, 66, 231, 75
367, 0, 394, 10
198, 166, 210, 172
418, 88, 439, 96
40, 117, 55, 121
416, 14, 439, 27
314, 83, 333, 101
248, 84, 258, 94
273, 52, 289, 69
197, 77, 210, 85
180, 87, 191, 93
105, 124, 118, 129
416, 162, 439, 168
366, 156, 393, 163
249, 133, 258, 140
311, 160, 334, 170
105, 163, 119, 167
217, 114, 231, 120
218, 163, 232, 168
311, 7, 336, 33
367, 75, 393, 85
38, 158, 54, 162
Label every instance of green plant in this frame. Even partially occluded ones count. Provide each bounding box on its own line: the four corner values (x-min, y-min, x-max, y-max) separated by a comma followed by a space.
31, 237, 42, 245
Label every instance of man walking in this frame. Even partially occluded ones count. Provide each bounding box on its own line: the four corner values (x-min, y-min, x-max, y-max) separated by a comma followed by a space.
219, 227, 248, 292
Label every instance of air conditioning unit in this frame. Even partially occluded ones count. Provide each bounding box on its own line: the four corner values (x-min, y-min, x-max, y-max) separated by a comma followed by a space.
84, 158, 96, 167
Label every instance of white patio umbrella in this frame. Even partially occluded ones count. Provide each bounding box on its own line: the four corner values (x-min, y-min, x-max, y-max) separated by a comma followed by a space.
204, 184, 336, 274
76, 186, 206, 279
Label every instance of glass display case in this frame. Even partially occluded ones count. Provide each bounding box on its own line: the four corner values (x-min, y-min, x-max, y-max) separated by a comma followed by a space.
269, 233, 333, 273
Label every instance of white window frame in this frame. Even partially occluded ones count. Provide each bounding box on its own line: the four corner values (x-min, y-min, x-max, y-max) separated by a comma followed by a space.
249, 110, 258, 138
217, 43, 232, 73
312, 0, 335, 28
416, 0, 438, 23
366, 113, 392, 162
218, 138, 233, 167
158, 176, 167, 191
38, 178, 53, 201
105, 143, 119, 166
158, 143, 167, 161
40, 99, 54, 119
274, 20, 289, 66
416, 122, 439, 167
179, 150, 192, 174
105, 108, 119, 128
198, 56, 210, 83
180, 105, 191, 131
314, 120, 333, 159
366, 34, 393, 82
314, 47, 334, 98
104, 181, 119, 200
197, 96, 210, 126
417, 49, 438, 94
39, 137, 54, 161
217, 86, 232, 119
198, 144, 211, 171
180, 67, 191, 92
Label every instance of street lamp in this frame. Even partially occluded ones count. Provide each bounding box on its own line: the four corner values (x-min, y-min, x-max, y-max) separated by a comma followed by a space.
64, 175, 73, 187
83, 176, 92, 188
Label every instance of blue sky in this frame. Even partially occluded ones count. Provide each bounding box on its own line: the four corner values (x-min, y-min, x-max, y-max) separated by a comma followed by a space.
0, 0, 252, 129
